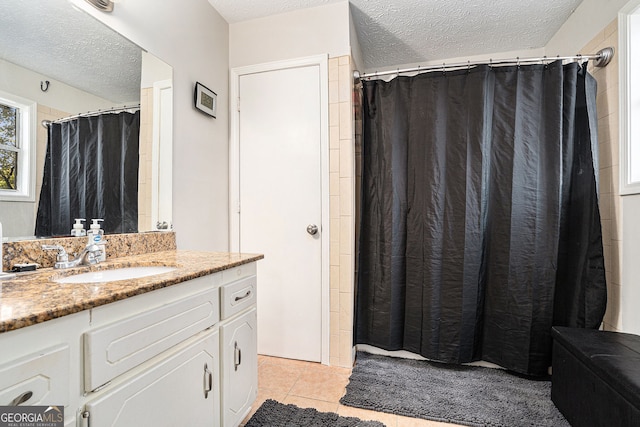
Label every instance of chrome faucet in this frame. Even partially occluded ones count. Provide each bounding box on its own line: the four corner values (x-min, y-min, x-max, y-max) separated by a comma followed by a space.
42, 244, 104, 269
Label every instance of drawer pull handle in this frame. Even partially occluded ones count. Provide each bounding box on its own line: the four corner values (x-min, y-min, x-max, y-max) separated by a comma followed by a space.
234, 341, 242, 371
11, 391, 33, 406
234, 290, 252, 302
203, 363, 213, 399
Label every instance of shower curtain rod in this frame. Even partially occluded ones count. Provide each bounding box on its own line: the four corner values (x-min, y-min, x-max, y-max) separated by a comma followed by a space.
353, 46, 614, 80
41, 104, 140, 128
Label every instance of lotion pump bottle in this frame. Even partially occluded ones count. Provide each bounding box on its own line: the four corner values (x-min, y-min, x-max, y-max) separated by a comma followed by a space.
71, 218, 86, 237
88, 219, 106, 262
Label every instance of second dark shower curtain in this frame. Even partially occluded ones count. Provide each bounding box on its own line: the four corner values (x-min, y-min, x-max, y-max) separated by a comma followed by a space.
35, 111, 140, 236
355, 61, 607, 376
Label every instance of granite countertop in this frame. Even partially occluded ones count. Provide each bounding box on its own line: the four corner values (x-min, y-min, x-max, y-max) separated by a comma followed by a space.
0, 250, 263, 333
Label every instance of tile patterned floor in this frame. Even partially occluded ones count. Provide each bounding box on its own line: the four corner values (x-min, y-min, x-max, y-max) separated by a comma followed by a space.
241, 355, 465, 427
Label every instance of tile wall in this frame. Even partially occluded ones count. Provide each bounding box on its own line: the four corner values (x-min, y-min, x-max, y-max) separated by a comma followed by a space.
582, 19, 622, 331
36, 105, 69, 211
328, 56, 356, 367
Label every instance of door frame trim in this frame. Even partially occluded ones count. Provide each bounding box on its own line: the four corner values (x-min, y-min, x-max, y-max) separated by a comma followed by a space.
229, 55, 330, 365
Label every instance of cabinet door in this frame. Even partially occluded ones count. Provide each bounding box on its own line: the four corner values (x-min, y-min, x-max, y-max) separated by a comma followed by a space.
85, 329, 219, 427
220, 308, 257, 427
0, 344, 69, 407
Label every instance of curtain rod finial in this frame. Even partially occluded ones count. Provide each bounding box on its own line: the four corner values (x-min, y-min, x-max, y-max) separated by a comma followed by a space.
353, 70, 361, 81
595, 47, 614, 67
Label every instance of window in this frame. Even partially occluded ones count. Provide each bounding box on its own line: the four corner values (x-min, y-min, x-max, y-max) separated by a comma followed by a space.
621, 1, 640, 194
0, 91, 35, 201
0, 103, 19, 190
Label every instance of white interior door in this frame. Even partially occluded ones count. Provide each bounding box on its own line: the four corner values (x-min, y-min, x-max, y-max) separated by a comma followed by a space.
234, 59, 327, 363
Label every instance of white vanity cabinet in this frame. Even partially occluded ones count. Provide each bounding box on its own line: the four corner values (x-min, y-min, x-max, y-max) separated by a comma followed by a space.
79, 273, 222, 426
0, 258, 260, 427
219, 267, 258, 427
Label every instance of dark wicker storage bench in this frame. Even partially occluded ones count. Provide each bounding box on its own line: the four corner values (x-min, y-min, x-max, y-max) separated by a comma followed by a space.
551, 326, 640, 427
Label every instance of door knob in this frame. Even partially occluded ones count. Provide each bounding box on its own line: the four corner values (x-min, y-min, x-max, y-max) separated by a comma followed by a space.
306, 224, 318, 235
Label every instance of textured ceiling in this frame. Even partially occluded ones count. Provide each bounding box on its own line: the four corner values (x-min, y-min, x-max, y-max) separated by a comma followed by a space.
0, 0, 141, 103
209, 0, 585, 69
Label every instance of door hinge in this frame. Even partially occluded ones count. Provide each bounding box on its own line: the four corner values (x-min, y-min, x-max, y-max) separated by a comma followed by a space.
81, 410, 90, 427
237, 97, 240, 112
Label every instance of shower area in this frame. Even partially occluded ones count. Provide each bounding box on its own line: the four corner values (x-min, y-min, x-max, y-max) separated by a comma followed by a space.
352, 49, 612, 376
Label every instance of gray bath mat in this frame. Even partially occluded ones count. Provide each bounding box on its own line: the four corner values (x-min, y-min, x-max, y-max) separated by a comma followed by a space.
340, 351, 569, 427
245, 399, 386, 427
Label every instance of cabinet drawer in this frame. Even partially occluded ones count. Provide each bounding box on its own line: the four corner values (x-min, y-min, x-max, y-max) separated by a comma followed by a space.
0, 344, 69, 408
84, 287, 219, 392
220, 276, 256, 320
221, 263, 256, 285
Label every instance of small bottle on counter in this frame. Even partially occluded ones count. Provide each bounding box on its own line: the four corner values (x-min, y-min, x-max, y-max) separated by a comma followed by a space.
87, 219, 107, 262
71, 218, 86, 237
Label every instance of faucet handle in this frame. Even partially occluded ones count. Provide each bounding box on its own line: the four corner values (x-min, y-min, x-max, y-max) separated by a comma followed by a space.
85, 251, 100, 265
84, 243, 104, 265
42, 244, 69, 262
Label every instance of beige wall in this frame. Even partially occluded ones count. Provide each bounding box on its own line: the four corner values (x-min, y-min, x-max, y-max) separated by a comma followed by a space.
0, 58, 118, 114
545, 0, 629, 55
229, 2, 352, 69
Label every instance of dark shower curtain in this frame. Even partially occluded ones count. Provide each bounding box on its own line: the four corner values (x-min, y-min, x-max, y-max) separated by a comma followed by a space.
35, 111, 140, 236
355, 61, 607, 376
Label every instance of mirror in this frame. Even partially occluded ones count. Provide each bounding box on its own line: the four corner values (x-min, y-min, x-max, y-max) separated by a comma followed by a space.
0, 0, 172, 240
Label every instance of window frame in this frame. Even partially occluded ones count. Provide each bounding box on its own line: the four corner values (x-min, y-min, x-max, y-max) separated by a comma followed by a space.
0, 90, 36, 202
620, 1, 640, 195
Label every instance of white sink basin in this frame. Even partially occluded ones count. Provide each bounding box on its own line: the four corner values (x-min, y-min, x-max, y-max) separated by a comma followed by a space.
54, 266, 176, 284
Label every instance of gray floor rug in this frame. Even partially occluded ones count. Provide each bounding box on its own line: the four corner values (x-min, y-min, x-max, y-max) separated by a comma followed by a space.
340, 352, 570, 427
245, 399, 386, 427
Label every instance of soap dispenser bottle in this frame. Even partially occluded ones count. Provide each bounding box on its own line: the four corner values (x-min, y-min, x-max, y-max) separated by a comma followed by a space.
87, 219, 106, 262
71, 218, 86, 237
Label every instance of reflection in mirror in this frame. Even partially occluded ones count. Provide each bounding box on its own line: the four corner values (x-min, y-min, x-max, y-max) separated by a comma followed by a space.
0, 0, 172, 240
